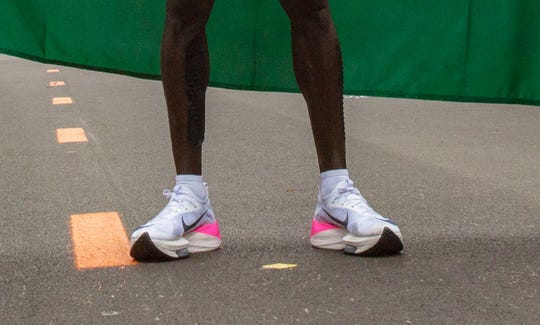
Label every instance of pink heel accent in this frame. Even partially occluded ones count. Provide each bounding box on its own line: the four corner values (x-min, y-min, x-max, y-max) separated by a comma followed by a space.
194, 221, 221, 240
310, 219, 340, 237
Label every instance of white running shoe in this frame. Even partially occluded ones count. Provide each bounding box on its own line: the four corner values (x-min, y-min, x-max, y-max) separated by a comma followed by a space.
130, 183, 221, 261
310, 179, 403, 255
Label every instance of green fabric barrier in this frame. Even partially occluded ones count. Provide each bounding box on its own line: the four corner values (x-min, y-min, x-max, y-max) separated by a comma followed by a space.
1, 1, 539, 105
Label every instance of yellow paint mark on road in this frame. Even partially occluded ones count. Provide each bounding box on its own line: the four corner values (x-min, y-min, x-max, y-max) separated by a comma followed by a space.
56, 128, 88, 143
70, 212, 137, 270
52, 97, 73, 105
49, 81, 66, 87
47, 69, 59, 73
262, 263, 298, 270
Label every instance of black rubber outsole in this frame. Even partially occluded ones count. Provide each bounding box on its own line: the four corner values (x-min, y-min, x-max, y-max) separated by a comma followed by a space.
344, 227, 404, 256
129, 232, 189, 262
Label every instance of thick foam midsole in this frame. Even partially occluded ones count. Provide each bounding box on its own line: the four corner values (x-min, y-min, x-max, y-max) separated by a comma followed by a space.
311, 225, 403, 253
184, 232, 222, 253
310, 228, 347, 250
147, 237, 190, 258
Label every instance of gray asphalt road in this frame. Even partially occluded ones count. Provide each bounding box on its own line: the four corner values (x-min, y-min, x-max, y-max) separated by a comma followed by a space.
1, 54, 539, 324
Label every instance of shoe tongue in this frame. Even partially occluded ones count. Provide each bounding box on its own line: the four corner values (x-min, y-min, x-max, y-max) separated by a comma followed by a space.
335, 179, 365, 202
320, 176, 350, 198
335, 179, 354, 193
337, 178, 352, 188
169, 191, 197, 210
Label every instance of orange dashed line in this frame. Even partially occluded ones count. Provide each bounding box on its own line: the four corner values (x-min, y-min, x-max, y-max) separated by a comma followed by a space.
70, 212, 137, 270
49, 81, 66, 87
56, 128, 88, 143
52, 97, 73, 105
47, 69, 59, 73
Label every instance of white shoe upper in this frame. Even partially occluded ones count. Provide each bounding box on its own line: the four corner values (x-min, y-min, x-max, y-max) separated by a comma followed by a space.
314, 179, 401, 237
130, 183, 215, 242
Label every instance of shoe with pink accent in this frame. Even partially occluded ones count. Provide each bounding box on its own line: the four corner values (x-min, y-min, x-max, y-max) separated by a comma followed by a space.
129, 182, 221, 261
310, 179, 403, 256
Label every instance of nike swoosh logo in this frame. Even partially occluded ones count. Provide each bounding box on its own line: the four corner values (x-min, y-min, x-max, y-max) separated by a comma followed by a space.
375, 217, 397, 225
322, 208, 348, 228
182, 210, 207, 233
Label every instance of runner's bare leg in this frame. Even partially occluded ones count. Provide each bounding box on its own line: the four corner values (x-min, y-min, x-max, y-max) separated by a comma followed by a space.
280, 0, 346, 172
161, 0, 214, 175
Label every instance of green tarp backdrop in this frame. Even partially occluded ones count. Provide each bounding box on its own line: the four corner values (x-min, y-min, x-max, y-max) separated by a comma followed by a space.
2, 1, 539, 105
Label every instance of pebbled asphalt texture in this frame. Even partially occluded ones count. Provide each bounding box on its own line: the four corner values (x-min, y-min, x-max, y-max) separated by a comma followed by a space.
1, 54, 539, 324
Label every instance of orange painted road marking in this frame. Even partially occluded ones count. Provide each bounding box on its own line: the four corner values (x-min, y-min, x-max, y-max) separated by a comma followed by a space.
47, 68, 59, 73
52, 97, 73, 105
70, 212, 137, 269
56, 128, 88, 143
49, 81, 65, 87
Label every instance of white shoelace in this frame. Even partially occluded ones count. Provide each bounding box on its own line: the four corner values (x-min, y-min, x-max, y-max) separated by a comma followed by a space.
334, 179, 369, 209
162, 185, 197, 210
